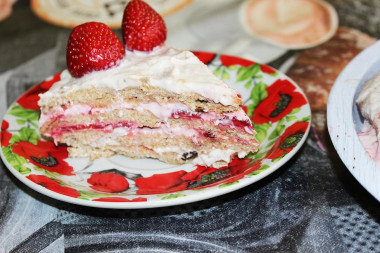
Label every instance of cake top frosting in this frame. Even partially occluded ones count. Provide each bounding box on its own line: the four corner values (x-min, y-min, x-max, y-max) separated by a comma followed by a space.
39, 46, 242, 107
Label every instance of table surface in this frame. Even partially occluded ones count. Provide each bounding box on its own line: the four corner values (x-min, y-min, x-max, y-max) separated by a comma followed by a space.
1, 1, 380, 252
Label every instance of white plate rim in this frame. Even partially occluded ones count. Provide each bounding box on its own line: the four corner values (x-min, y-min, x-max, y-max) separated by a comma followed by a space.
327, 40, 380, 202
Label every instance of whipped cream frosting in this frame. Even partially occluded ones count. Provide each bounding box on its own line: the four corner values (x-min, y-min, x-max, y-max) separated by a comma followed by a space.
39, 46, 240, 106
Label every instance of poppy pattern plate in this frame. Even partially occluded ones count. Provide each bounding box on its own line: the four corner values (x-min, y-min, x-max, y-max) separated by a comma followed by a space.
0, 52, 311, 209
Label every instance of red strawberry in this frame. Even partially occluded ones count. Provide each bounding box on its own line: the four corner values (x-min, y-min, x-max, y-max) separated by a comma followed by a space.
122, 0, 167, 52
66, 22, 125, 78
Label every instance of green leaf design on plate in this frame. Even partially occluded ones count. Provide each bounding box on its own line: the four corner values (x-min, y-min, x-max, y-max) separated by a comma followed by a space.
253, 123, 271, 143
244, 80, 252, 90
265, 139, 277, 149
45, 170, 63, 178
268, 118, 286, 141
34, 166, 44, 171
161, 193, 186, 200
289, 108, 301, 115
221, 69, 230, 80
237, 64, 261, 82
253, 152, 267, 160
8, 105, 39, 121
192, 188, 207, 191
268, 72, 278, 77
249, 164, 270, 176
219, 181, 239, 188
2, 146, 31, 175
78, 191, 113, 199
285, 115, 298, 122
10, 127, 38, 145
16, 119, 26, 125
301, 116, 311, 122
244, 151, 256, 159
272, 156, 284, 163
250, 81, 268, 109
213, 66, 222, 76
245, 150, 266, 160
78, 196, 90, 200
227, 65, 238, 71
247, 104, 255, 117
29, 121, 39, 129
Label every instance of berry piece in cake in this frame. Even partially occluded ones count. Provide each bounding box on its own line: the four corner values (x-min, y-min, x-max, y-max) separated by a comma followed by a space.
122, 0, 167, 52
66, 22, 125, 78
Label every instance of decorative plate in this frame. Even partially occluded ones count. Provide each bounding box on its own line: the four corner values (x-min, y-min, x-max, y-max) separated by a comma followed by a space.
0, 52, 311, 209
327, 41, 380, 202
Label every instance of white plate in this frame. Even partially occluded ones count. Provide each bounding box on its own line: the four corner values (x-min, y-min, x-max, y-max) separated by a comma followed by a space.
1, 52, 311, 209
327, 41, 380, 202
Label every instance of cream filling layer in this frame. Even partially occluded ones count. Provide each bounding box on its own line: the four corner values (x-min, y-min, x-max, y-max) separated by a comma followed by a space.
154, 146, 248, 167
40, 102, 255, 134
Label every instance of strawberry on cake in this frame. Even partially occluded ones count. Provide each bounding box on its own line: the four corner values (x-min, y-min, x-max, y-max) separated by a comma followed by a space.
38, 0, 259, 168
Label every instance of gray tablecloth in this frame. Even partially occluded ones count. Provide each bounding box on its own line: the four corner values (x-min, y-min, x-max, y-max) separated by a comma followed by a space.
0, 1, 379, 252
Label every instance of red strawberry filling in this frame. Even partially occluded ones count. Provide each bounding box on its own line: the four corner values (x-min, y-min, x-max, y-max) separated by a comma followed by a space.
50, 120, 255, 147
44, 103, 255, 143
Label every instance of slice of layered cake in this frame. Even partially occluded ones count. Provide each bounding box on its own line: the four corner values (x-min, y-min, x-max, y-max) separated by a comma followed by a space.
38, 0, 259, 168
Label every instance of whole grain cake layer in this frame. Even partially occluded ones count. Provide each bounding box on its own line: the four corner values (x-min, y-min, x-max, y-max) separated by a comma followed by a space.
39, 46, 259, 168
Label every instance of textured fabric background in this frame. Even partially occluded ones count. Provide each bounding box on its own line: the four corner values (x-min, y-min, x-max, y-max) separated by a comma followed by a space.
1, 1, 380, 252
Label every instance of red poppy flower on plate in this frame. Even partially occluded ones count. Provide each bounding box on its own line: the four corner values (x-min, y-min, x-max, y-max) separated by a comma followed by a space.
135, 170, 188, 195
135, 157, 262, 195
192, 51, 216, 65
12, 139, 74, 175
1, 120, 12, 147
188, 156, 262, 189
242, 105, 248, 114
87, 172, 129, 193
220, 55, 256, 67
26, 174, 80, 198
92, 197, 147, 202
266, 121, 309, 159
252, 79, 307, 124
17, 72, 61, 111
260, 64, 276, 74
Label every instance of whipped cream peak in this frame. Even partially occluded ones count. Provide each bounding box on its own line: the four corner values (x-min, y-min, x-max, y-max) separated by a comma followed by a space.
39, 45, 240, 106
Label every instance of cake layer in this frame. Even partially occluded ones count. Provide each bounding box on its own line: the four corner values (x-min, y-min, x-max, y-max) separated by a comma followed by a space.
59, 127, 258, 167
39, 85, 240, 116
39, 102, 254, 140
